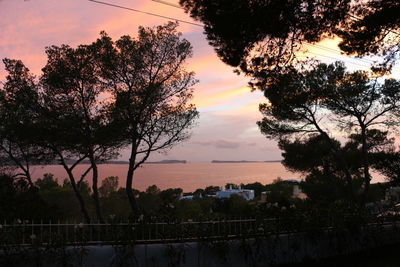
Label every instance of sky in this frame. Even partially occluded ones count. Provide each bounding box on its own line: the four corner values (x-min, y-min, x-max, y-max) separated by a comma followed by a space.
0, 0, 395, 162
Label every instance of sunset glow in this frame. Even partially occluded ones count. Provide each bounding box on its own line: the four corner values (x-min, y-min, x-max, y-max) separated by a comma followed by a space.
0, 0, 379, 161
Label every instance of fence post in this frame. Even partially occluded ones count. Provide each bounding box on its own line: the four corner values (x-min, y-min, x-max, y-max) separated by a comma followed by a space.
21, 221, 24, 245
66, 220, 68, 244
40, 220, 43, 244
148, 221, 151, 241
49, 220, 52, 244
162, 222, 165, 241
239, 217, 242, 236
142, 222, 145, 242
277, 217, 280, 234
31, 220, 34, 245
58, 219, 60, 239
155, 220, 158, 240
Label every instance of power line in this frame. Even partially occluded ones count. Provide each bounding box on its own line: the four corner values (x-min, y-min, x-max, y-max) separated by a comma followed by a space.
89, 0, 379, 69
152, 0, 400, 44
307, 43, 341, 54
305, 44, 375, 64
151, 0, 181, 9
151, 0, 377, 66
88, 0, 203, 27
304, 51, 371, 68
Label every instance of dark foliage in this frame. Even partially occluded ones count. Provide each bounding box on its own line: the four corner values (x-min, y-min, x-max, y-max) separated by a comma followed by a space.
258, 62, 400, 205
0, 59, 54, 186
338, 0, 400, 72
181, 0, 399, 89
41, 42, 124, 223
0, 174, 50, 220
180, 0, 350, 68
372, 152, 400, 186
92, 22, 199, 215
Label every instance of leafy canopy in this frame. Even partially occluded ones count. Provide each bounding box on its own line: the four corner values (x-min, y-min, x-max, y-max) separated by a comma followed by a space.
181, 0, 400, 89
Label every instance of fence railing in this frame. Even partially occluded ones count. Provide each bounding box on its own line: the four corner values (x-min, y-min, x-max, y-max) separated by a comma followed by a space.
1, 216, 398, 246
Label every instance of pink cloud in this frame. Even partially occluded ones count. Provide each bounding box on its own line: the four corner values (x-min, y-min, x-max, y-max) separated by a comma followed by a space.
0, 0, 281, 161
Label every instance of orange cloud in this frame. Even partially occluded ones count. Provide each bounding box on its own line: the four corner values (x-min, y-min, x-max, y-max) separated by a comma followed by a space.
194, 85, 251, 109
0, 0, 277, 162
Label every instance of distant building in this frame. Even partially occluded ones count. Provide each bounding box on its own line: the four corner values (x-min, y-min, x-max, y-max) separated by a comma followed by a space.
216, 185, 255, 200
260, 179, 307, 203
292, 184, 307, 199
179, 195, 195, 200
282, 179, 307, 199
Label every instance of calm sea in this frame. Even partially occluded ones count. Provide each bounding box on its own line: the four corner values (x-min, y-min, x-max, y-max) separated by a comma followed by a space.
30, 162, 299, 192
30, 162, 385, 192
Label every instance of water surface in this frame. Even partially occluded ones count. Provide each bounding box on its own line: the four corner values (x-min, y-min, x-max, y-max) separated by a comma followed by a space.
31, 162, 385, 192
31, 162, 298, 191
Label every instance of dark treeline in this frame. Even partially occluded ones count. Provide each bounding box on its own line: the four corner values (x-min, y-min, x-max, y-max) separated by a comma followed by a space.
0, 172, 387, 222
0, 22, 198, 223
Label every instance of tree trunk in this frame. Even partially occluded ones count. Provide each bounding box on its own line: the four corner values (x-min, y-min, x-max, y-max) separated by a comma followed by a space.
2, 145, 35, 188
126, 142, 140, 216
65, 168, 91, 224
126, 166, 140, 215
89, 154, 104, 223
360, 126, 371, 207
319, 131, 356, 203
25, 171, 35, 188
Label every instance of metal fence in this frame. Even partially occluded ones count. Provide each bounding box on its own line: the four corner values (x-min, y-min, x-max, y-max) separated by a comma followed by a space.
0, 217, 398, 246
0, 218, 284, 246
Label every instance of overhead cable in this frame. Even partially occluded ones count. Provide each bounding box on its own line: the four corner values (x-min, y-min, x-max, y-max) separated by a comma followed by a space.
88, 0, 203, 27
151, 0, 377, 66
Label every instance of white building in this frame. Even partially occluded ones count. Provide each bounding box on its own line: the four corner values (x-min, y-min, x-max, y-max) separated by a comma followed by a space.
216, 185, 255, 200
179, 195, 195, 200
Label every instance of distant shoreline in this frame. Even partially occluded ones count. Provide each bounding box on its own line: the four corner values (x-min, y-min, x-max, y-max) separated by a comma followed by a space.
144, 160, 187, 164
44, 159, 187, 165
27, 160, 281, 165
211, 160, 281, 163
82, 159, 187, 165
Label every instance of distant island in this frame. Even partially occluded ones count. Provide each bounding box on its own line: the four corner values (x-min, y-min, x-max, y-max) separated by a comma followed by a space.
106, 160, 187, 164
211, 160, 281, 163
38, 159, 187, 165
212, 160, 259, 163
144, 160, 187, 164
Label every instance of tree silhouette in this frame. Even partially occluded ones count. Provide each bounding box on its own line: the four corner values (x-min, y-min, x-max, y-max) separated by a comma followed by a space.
338, 0, 400, 72
40, 44, 122, 223
0, 23, 198, 220
0, 59, 53, 186
181, 0, 399, 88
93, 22, 199, 215
99, 176, 119, 198
180, 0, 351, 84
258, 61, 400, 205
279, 131, 392, 203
